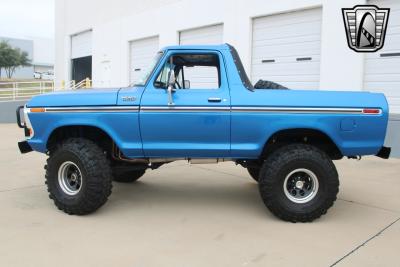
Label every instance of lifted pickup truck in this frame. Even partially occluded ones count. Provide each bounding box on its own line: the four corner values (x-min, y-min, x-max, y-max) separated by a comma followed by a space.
17, 44, 391, 222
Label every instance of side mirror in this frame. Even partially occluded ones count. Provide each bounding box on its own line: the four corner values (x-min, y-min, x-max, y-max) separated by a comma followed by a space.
183, 80, 190, 89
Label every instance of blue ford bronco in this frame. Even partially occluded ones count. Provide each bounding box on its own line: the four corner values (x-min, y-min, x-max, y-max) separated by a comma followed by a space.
17, 44, 391, 222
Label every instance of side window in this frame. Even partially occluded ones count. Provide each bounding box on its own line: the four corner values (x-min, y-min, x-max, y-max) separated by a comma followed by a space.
154, 62, 174, 89
183, 65, 219, 89
154, 53, 220, 90
176, 66, 184, 87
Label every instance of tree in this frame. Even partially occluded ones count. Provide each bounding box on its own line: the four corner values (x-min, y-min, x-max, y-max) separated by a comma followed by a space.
0, 41, 31, 79
0, 41, 9, 78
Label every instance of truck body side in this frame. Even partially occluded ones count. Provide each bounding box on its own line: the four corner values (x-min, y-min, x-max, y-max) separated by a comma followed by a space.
22, 44, 389, 160
17, 43, 391, 221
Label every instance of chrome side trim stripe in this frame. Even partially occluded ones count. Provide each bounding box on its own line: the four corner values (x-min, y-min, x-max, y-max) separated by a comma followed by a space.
29, 106, 381, 115
140, 106, 230, 112
141, 106, 377, 114
231, 106, 369, 114
41, 106, 139, 113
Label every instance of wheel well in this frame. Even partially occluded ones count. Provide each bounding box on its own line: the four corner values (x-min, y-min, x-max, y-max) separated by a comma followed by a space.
261, 128, 343, 160
47, 125, 113, 155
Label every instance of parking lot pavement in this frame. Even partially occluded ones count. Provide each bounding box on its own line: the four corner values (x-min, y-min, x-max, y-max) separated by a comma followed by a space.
0, 123, 399, 267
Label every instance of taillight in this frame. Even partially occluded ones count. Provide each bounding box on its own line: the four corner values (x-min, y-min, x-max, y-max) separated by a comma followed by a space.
362, 108, 381, 114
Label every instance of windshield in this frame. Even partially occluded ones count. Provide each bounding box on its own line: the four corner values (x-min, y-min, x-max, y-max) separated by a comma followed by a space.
133, 51, 164, 86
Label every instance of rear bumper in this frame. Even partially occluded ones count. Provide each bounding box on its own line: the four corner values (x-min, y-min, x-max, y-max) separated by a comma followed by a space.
18, 141, 32, 154
376, 146, 391, 159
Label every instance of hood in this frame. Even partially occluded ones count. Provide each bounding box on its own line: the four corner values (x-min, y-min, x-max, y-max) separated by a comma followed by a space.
27, 88, 121, 107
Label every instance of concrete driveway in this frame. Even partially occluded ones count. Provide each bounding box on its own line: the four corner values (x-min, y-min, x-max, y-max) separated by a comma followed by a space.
0, 124, 399, 267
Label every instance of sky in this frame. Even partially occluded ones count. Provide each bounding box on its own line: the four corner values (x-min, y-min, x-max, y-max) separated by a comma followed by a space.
0, 0, 54, 40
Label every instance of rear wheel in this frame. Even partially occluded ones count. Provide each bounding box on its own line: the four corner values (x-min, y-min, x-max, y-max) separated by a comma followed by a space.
45, 138, 112, 215
258, 144, 339, 222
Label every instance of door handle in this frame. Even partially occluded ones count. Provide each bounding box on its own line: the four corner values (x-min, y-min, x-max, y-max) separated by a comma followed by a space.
208, 97, 222, 103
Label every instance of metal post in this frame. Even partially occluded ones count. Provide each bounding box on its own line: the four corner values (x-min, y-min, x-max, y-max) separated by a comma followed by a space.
13, 82, 16, 100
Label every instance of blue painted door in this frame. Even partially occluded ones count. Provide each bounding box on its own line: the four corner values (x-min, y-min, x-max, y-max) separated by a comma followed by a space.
139, 50, 231, 158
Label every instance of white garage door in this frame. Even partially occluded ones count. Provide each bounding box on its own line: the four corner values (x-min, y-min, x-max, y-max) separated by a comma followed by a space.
364, 0, 400, 114
251, 8, 322, 89
179, 24, 223, 45
129, 36, 159, 85
71, 30, 92, 59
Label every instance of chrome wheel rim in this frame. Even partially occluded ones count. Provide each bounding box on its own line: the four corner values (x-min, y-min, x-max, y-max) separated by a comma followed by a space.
283, 168, 319, 204
58, 161, 82, 196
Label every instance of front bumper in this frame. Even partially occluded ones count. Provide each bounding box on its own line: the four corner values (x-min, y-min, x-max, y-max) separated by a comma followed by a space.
16, 106, 25, 129
18, 141, 33, 154
16, 106, 34, 154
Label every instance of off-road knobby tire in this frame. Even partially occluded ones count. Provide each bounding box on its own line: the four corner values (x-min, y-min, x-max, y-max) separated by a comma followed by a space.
247, 167, 260, 182
45, 138, 112, 215
259, 144, 339, 222
113, 169, 146, 183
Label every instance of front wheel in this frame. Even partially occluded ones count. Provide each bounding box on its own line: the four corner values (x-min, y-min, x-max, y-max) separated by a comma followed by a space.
45, 138, 113, 215
258, 144, 339, 222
